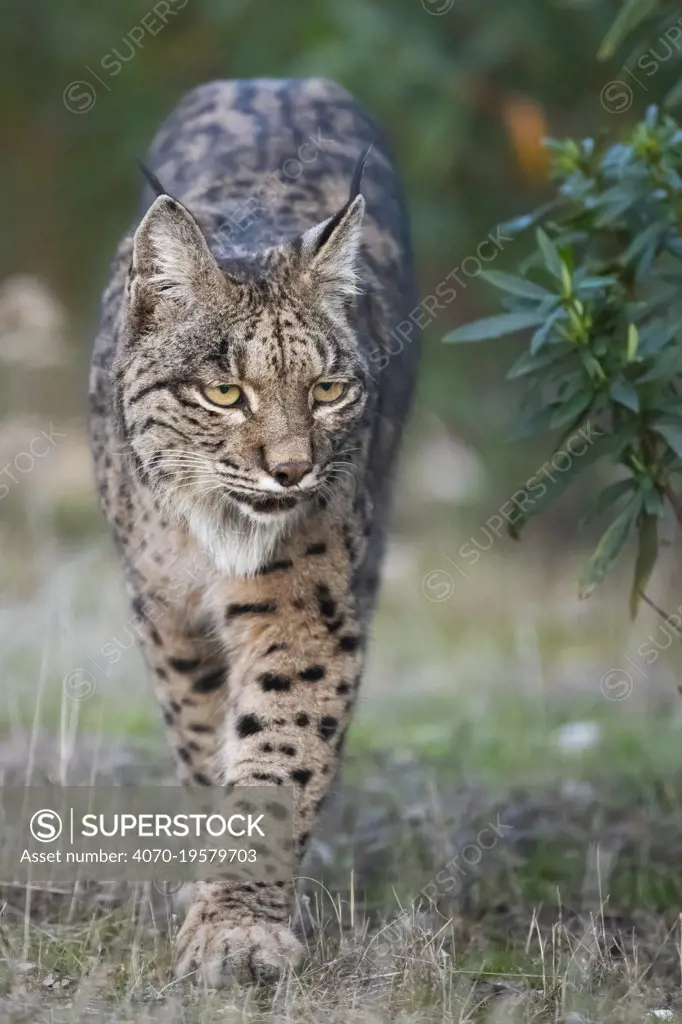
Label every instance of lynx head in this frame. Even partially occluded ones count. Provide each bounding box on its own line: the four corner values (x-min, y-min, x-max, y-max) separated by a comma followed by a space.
116, 173, 369, 575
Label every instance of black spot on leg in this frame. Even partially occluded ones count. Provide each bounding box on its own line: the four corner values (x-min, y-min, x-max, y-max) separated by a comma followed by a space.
189, 723, 213, 734
315, 583, 337, 620
261, 742, 273, 753
305, 542, 326, 556
155, 667, 168, 681
259, 559, 293, 575
291, 768, 312, 788
237, 714, 263, 737
171, 701, 182, 714
342, 524, 356, 562
226, 602, 276, 618
260, 673, 291, 693
253, 772, 283, 784
280, 744, 296, 756
193, 668, 225, 693
163, 709, 174, 726
169, 657, 201, 673
177, 747, 192, 764
193, 772, 212, 786
318, 716, 338, 741
235, 798, 256, 814
298, 665, 325, 682
336, 681, 351, 695
295, 713, 310, 727
339, 635, 360, 653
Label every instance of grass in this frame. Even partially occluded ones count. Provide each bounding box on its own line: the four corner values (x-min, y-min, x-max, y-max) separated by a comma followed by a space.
2, 876, 682, 1021
2, 425, 682, 1019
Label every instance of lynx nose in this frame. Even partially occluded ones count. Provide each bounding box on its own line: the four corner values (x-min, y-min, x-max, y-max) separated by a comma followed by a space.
271, 461, 313, 487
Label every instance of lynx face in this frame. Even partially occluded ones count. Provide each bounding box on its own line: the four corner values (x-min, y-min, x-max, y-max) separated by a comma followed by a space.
115, 193, 369, 573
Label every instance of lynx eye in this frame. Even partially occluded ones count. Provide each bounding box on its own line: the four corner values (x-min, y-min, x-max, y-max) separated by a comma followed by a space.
202, 384, 242, 407
312, 381, 346, 404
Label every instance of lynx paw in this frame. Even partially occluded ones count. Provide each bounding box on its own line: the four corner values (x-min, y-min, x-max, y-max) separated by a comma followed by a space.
174, 902, 304, 987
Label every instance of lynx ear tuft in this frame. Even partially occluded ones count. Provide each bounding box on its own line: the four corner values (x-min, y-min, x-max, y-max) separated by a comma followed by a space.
128, 195, 225, 322
297, 145, 371, 313
299, 194, 365, 307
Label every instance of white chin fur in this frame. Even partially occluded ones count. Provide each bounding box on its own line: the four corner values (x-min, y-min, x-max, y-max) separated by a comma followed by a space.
171, 491, 302, 577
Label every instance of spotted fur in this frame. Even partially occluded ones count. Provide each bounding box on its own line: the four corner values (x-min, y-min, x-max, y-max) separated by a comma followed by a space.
89, 77, 419, 985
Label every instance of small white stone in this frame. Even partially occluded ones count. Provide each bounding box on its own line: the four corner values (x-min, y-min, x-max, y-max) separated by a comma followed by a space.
554, 721, 602, 754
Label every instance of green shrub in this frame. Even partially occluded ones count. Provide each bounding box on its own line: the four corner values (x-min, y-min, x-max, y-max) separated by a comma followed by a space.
446, 103, 682, 612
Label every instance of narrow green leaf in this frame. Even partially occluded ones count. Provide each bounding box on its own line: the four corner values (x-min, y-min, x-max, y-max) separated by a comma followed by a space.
443, 311, 545, 344
579, 350, 607, 384
560, 262, 573, 298
594, 194, 636, 228
579, 478, 636, 527
536, 228, 563, 280
665, 77, 682, 109
621, 222, 665, 266
653, 400, 682, 419
610, 380, 640, 413
506, 406, 557, 442
478, 270, 553, 300
506, 344, 569, 379
557, 244, 575, 273
550, 390, 593, 430
652, 418, 682, 458
530, 309, 563, 354
626, 324, 638, 362
642, 486, 663, 515
629, 512, 658, 618
644, 104, 659, 129
497, 200, 560, 238
638, 347, 682, 382
575, 276, 619, 292
508, 430, 618, 539
498, 213, 535, 234
579, 498, 641, 600
598, 0, 657, 60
